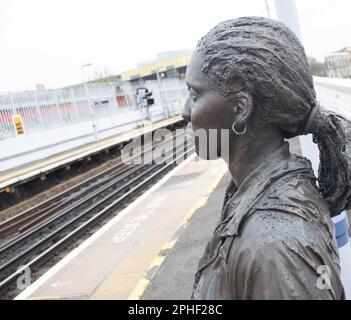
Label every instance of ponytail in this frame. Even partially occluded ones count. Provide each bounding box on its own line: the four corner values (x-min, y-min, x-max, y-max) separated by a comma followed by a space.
308, 105, 351, 216
195, 16, 351, 216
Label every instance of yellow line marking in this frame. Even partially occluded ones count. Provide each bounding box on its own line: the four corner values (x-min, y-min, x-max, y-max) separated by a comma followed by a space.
183, 197, 208, 223
127, 256, 166, 300
127, 162, 227, 300
207, 164, 227, 193
16, 153, 195, 301
24, 294, 87, 300
179, 164, 227, 226
128, 278, 150, 300
148, 256, 166, 269
161, 240, 176, 252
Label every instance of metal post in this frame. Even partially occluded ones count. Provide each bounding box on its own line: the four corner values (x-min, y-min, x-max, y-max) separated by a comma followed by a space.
33, 91, 45, 129
121, 85, 131, 110
106, 84, 115, 126
108, 84, 116, 116
53, 91, 65, 124
70, 88, 81, 123
275, 0, 351, 299
81, 64, 99, 142
265, 0, 271, 19
8, 95, 18, 138
156, 69, 169, 119
274, 0, 302, 41
9, 94, 18, 115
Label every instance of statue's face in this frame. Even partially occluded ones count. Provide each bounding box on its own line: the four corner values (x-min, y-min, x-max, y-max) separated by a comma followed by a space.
182, 52, 234, 159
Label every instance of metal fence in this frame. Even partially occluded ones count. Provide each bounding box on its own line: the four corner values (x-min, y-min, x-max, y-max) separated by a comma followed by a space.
0, 79, 188, 141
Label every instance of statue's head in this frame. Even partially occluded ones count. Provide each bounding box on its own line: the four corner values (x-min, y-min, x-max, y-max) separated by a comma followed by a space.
183, 16, 351, 216
183, 16, 316, 144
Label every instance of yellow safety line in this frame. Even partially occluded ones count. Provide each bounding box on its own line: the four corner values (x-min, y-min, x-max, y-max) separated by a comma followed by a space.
161, 240, 177, 252
127, 278, 150, 300
127, 162, 227, 300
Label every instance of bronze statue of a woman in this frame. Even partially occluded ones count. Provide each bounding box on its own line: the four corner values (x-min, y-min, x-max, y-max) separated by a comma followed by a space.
182, 17, 351, 300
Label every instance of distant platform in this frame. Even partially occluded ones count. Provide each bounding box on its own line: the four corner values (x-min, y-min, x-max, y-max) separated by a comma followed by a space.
0, 116, 183, 192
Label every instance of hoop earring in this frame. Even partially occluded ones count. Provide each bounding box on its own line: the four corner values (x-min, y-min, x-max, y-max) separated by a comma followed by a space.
232, 121, 247, 135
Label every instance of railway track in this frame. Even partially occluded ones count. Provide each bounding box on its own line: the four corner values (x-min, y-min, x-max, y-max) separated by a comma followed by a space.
0, 131, 181, 241
0, 131, 193, 298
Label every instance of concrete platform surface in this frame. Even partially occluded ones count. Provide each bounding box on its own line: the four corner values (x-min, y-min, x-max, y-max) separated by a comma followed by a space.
15, 154, 228, 300
141, 172, 231, 300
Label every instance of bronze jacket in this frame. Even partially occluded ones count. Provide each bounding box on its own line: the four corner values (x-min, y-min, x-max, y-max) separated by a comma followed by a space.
192, 142, 345, 300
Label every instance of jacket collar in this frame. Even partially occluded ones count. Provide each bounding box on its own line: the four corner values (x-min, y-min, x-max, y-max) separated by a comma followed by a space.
215, 142, 315, 238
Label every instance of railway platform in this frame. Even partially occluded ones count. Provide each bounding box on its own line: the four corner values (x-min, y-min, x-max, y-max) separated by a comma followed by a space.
15, 155, 228, 300
0, 116, 183, 193
10, 136, 351, 300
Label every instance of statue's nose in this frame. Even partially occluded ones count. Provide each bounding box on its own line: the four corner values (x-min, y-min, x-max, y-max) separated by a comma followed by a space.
182, 97, 192, 122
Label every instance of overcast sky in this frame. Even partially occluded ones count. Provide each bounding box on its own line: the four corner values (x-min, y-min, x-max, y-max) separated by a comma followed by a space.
0, 0, 350, 92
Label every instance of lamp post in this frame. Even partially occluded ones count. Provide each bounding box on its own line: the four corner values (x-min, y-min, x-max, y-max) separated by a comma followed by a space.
264, 0, 271, 19
156, 68, 170, 119
81, 63, 99, 142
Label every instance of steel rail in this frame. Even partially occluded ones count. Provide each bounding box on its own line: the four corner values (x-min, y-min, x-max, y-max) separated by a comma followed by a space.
0, 131, 185, 237
0, 146, 194, 296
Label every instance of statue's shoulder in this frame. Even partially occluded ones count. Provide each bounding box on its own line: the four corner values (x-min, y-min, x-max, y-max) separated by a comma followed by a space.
251, 170, 331, 223
237, 189, 336, 262
236, 172, 335, 248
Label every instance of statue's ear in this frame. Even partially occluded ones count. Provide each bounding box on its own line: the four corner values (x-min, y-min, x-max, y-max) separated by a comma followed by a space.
232, 92, 253, 123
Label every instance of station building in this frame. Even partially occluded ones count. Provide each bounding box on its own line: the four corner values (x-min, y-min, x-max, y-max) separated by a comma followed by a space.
121, 50, 193, 83
325, 48, 351, 78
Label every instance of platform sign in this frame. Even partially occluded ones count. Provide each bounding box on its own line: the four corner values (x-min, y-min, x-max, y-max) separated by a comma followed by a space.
93, 99, 110, 107
12, 115, 25, 136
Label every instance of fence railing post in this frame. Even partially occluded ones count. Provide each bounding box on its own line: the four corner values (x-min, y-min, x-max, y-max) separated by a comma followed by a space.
53, 90, 65, 124
0, 79, 187, 142
33, 91, 45, 129
70, 88, 81, 123
83, 83, 99, 142
9, 94, 18, 116
121, 85, 131, 110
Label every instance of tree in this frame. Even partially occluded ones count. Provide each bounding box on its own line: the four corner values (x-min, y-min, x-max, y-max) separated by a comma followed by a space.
88, 66, 121, 84
308, 57, 327, 77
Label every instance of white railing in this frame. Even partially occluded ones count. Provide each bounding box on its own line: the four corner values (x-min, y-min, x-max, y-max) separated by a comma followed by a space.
0, 79, 188, 141
314, 76, 351, 120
